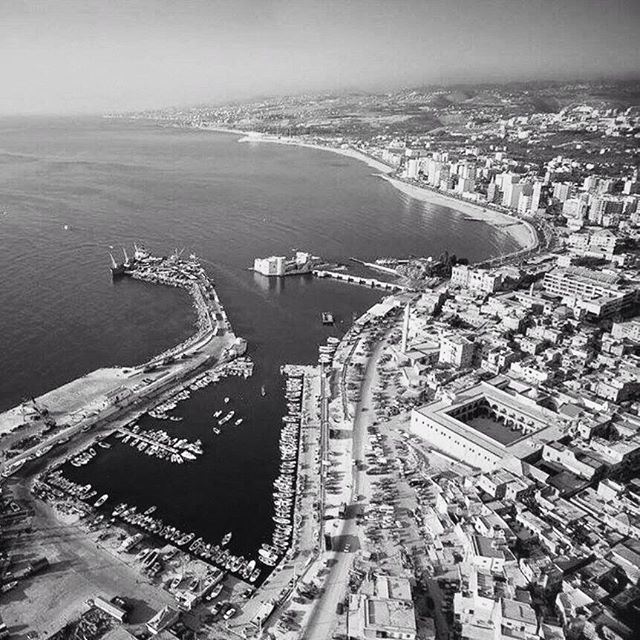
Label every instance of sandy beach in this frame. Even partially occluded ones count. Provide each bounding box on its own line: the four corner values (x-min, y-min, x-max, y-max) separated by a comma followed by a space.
380, 175, 538, 251
236, 132, 395, 174
203, 127, 537, 252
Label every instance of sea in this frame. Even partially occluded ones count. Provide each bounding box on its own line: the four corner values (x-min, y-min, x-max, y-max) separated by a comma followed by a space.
0, 116, 519, 560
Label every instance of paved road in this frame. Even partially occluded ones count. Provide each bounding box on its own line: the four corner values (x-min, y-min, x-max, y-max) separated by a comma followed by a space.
303, 332, 390, 640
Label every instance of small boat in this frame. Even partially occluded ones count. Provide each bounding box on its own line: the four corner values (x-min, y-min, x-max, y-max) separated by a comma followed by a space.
322, 311, 334, 325
224, 397, 230, 404
221, 531, 232, 546
93, 494, 109, 508
213, 427, 221, 435
261, 385, 266, 397
208, 582, 224, 600
249, 567, 261, 582
234, 418, 243, 426
219, 411, 235, 425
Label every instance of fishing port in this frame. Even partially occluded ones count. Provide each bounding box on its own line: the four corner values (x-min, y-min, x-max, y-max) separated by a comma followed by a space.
0, 242, 346, 638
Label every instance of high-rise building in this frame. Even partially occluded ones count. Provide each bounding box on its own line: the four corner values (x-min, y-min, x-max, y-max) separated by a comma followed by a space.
588, 196, 624, 224
582, 175, 599, 192
553, 182, 572, 202
487, 182, 501, 204
456, 177, 475, 195
496, 172, 519, 192
517, 194, 532, 214
562, 198, 587, 219
404, 158, 420, 179
503, 182, 532, 210
427, 160, 443, 187
530, 182, 544, 213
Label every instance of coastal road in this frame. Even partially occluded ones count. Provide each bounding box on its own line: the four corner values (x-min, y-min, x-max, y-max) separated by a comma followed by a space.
302, 329, 391, 640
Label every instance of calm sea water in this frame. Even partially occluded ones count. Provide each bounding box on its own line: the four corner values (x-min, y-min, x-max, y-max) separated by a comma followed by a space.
0, 117, 518, 557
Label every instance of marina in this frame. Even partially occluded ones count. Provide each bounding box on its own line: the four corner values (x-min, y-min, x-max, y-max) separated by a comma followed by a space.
36, 363, 308, 588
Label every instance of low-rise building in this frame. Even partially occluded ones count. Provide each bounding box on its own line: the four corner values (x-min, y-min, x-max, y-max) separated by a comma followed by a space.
349, 575, 417, 640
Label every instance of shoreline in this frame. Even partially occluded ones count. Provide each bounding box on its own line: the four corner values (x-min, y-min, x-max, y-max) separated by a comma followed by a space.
201, 126, 537, 253
380, 175, 538, 252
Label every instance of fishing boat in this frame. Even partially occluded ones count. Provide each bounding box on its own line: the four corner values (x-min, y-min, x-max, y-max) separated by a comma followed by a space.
219, 411, 235, 425
249, 567, 261, 582
221, 531, 232, 546
93, 494, 109, 508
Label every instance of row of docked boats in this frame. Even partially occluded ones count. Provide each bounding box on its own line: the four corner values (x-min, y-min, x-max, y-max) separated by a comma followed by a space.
110, 502, 261, 583
216, 357, 254, 379
114, 426, 203, 463
149, 386, 192, 420
145, 357, 254, 422
263, 371, 304, 567
318, 335, 340, 365
44, 470, 98, 502
70, 447, 98, 467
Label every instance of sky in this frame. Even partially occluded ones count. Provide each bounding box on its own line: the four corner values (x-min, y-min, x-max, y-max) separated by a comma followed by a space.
0, 0, 639, 115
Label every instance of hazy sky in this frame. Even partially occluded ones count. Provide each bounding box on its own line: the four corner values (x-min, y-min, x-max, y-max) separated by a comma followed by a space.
1, 0, 639, 115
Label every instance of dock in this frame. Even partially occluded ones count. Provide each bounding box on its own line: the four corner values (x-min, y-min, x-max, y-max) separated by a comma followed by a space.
116, 427, 200, 460
0, 247, 241, 475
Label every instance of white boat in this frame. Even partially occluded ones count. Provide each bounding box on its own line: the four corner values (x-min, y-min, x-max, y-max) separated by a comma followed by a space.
221, 531, 232, 546
93, 494, 109, 508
